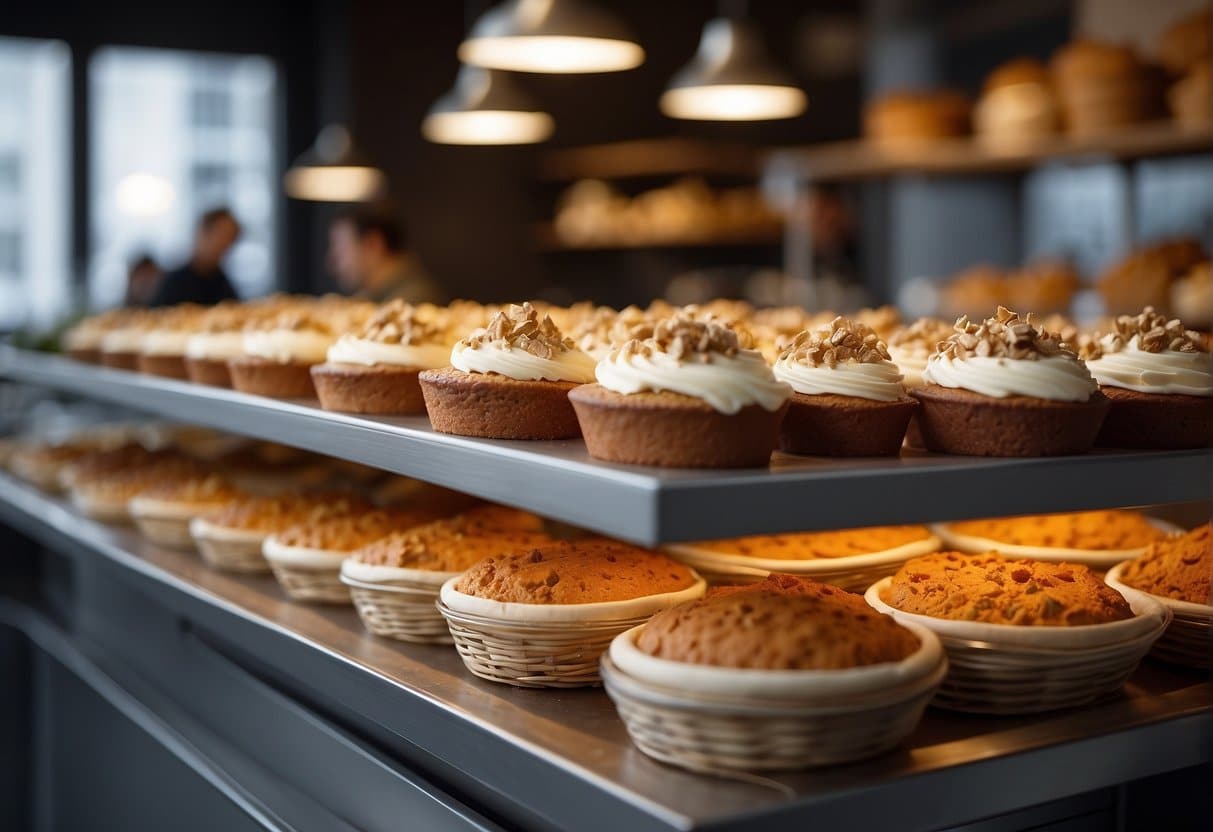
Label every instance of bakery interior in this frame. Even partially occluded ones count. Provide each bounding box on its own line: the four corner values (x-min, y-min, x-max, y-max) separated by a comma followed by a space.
0, 0, 1211, 830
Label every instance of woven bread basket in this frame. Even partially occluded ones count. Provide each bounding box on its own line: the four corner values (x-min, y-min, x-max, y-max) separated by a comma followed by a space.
341, 565, 454, 644
190, 518, 271, 573
1105, 562, 1212, 670
263, 537, 351, 604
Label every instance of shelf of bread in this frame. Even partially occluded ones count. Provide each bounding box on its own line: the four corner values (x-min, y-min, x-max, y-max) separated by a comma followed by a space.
533, 220, 783, 251
765, 120, 1213, 183
536, 137, 764, 182
2, 345, 1207, 545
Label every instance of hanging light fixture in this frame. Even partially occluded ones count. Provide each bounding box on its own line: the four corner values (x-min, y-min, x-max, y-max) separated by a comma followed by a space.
283, 125, 386, 202
422, 67, 555, 145
660, 16, 806, 121
459, 0, 644, 74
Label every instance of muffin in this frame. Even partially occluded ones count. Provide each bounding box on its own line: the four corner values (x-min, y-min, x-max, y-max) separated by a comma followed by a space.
772, 317, 916, 457
887, 317, 953, 389
913, 307, 1108, 456
864, 90, 971, 144
975, 57, 1060, 147
935, 510, 1173, 568
183, 302, 264, 387
99, 309, 156, 370
439, 539, 705, 687
228, 309, 342, 398
137, 305, 204, 380
420, 302, 596, 439
129, 474, 244, 549
313, 300, 452, 415
570, 315, 791, 468
603, 574, 944, 771
62, 309, 136, 364
1081, 307, 1211, 449
1115, 524, 1210, 606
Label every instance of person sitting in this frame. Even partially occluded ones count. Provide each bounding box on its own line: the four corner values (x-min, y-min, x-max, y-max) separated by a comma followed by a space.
150, 207, 241, 306
327, 206, 443, 304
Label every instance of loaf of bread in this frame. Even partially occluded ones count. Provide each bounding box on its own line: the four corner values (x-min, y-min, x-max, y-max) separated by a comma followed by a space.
1118, 524, 1211, 605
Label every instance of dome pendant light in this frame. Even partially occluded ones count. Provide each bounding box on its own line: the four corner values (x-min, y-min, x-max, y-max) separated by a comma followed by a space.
422, 67, 555, 145
460, 0, 644, 74
661, 17, 806, 121
283, 125, 386, 202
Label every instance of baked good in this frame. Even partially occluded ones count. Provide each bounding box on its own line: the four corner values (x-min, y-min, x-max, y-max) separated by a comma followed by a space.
1171, 261, 1212, 329
1081, 307, 1211, 449
887, 317, 953, 389
772, 317, 915, 456
883, 551, 1133, 626
940, 264, 1008, 319
913, 307, 1108, 456
99, 309, 156, 370
1005, 260, 1081, 315
63, 309, 139, 364
570, 315, 791, 468
229, 309, 341, 398
1051, 40, 1159, 136
1097, 238, 1208, 315
183, 301, 271, 387
420, 302, 596, 439
129, 474, 243, 549
683, 525, 935, 560
942, 510, 1168, 553
975, 57, 1060, 146
1109, 524, 1210, 605
638, 574, 920, 669
136, 305, 205, 379
864, 90, 970, 144
68, 453, 207, 523
1170, 56, 1212, 127
313, 300, 451, 414
1157, 10, 1211, 75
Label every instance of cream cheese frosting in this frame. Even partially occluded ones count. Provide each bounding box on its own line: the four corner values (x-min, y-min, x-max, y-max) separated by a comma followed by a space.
1087, 337, 1213, 397
101, 327, 148, 354
774, 358, 906, 401
186, 332, 246, 360
923, 354, 1097, 401
243, 329, 336, 364
140, 329, 193, 356
888, 346, 929, 388
450, 302, 597, 383
328, 336, 451, 369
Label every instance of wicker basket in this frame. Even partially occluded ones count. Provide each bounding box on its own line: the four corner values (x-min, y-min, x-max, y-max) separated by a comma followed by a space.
263, 537, 351, 604
132, 513, 197, 550
437, 577, 707, 688
931, 518, 1182, 570
70, 489, 132, 524
1106, 563, 1212, 670
866, 577, 1171, 714
664, 535, 940, 592
341, 571, 453, 644
190, 518, 270, 573
602, 623, 947, 772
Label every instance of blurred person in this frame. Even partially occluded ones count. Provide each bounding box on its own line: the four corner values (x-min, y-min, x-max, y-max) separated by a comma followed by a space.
327, 207, 443, 304
123, 253, 163, 307
150, 207, 241, 306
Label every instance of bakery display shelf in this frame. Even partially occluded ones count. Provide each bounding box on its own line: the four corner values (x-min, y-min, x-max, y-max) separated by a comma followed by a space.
0, 471, 1209, 832
533, 221, 784, 252
537, 137, 764, 182
764, 120, 1213, 184
2, 346, 1210, 547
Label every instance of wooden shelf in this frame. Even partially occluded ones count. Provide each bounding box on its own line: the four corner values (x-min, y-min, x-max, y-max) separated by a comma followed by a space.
765, 121, 1213, 183
538, 137, 765, 182
532, 221, 784, 252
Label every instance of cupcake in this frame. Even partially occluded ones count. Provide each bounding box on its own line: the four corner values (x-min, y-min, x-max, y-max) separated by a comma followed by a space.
772, 317, 916, 457
129, 474, 243, 549
312, 300, 452, 414
184, 302, 263, 387
419, 302, 597, 440
603, 574, 944, 771
62, 309, 134, 364
439, 539, 705, 687
229, 309, 342, 398
913, 307, 1108, 456
137, 305, 204, 380
99, 309, 155, 370
887, 317, 953, 389
570, 315, 791, 468
1081, 307, 1212, 449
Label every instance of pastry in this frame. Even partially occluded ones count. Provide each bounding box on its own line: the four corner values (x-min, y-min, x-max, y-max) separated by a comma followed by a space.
229, 309, 342, 398
99, 309, 156, 370
68, 452, 206, 523
1116, 523, 1211, 606
864, 90, 971, 144
1097, 238, 1208, 315
913, 307, 1108, 456
312, 300, 451, 414
772, 317, 915, 456
136, 305, 205, 380
570, 315, 791, 468
1081, 307, 1211, 449
184, 301, 266, 387
1157, 10, 1211, 75
887, 317, 953, 389
1051, 40, 1158, 136
129, 473, 243, 549
1170, 57, 1212, 127
975, 57, 1060, 146
940, 264, 1008, 319
1171, 261, 1212, 329
1005, 260, 1080, 315
62, 309, 137, 364
419, 302, 597, 440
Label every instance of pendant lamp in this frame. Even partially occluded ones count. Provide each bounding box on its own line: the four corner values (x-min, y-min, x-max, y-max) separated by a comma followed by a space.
422, 67, 555, 145
283, 125, 386, 202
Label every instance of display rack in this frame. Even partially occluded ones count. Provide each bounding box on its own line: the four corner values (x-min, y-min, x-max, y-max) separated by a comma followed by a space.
2, 347, 1208, 545
537, 137, 764, 182
532, 221, 783, 252
1, 471, 1208, 832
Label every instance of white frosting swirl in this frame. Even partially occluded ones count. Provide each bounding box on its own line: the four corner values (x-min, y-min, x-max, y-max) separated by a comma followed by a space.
140, 329, 192, 356
773, 356, 906, 402
327, 335, 450, 369
922, 354, 1097, 402
186, 332, 246, 360
100, 328, 146, 354
450, 341, 597, 383
596, 348, 791, 414
888, 345, 930, 388
1087, 338, 1212, 397
243, 329, 335, 364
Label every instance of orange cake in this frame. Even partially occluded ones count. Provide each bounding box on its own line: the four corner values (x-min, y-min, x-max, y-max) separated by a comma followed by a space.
199, 492, 372, 534
454, 540, 698, 605
686, 525, 932, 560
272, 507, 449, 553
350, 506, 548, 572
1117, 524, 1211, 605
945, 511, 1167, 551
638, 574, 921, 670
884, 552, 1134, 626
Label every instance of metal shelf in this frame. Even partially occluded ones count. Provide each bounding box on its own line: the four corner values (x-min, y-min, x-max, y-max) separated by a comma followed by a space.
2, 347, 1209, 546
0, 473, 1209, 832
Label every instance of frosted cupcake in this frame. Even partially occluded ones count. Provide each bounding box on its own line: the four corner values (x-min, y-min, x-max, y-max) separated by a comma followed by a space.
1081, 307, 1211, 449
887, 317, 955, 389
773, 317, 916, 457
228, 305, 355, 398
569, 315, 791, 467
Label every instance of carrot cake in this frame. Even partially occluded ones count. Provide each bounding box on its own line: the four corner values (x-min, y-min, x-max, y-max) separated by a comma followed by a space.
943, 510, 1168, 552
685, 525, 934, 559
1117, 524, 1211, 606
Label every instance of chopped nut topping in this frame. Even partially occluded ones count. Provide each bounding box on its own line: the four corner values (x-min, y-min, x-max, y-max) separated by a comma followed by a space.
935, 307, 1074, 361
618, 313, 745, 363
778, 316, 892, 367
459, 302, 577, 360
357, 300, 446, 345
1082, 306, 1206, 359
888, 317, 955, 355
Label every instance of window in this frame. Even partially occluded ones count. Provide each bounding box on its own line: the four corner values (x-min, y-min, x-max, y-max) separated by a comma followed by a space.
0, 37, 71, 329
89, 46, 279, 307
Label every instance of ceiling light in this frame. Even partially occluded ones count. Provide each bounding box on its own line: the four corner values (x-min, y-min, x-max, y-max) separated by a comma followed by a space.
115, 173, 176, 217
661, 17, 806, 121
283, 125, 386, 202
460, 0, 644, 74
422, 67, 554, 145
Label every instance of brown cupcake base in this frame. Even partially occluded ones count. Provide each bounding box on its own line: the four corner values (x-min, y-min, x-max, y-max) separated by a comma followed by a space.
569, 384, 787, 468
228, 357, 319, 399
419, 367, 582, 439
137, 353, 190, 380
312, 362, 427, 415
185, 357, 234, 387
911, 384, 1109, 457
100, 351, 139, 371
67, 348, 101, 364
1096, 387, 1213, 449
779, 393, 916, 457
